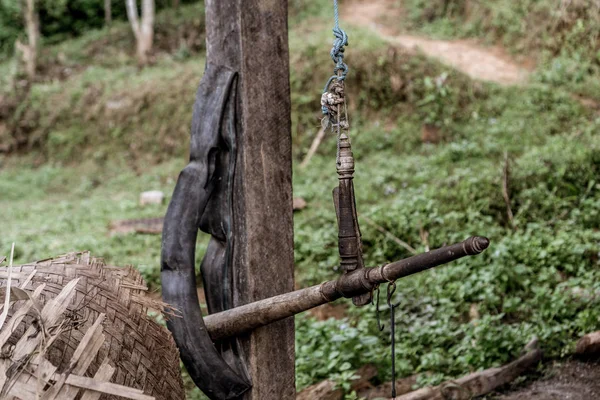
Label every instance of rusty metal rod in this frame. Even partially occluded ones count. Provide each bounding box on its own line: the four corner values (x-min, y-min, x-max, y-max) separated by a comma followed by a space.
203, 236, 489, 340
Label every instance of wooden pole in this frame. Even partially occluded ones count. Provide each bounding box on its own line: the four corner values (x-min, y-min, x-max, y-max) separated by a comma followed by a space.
203, 236, 489, 341
205, 1, 295, 398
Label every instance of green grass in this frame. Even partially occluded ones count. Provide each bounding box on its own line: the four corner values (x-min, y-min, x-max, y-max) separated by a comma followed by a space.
3, 81, 599, 395
2, 1, 600, 398
292, 78, 600, 390
0, 158, 198, 288
4, 56, 205, 162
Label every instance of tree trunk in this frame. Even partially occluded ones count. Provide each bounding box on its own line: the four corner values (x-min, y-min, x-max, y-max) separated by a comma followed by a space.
125, 0, 154, 65
138, 0, 154, 64
125, 0, 140, 39
104, 0, 112, 25
172, 0, 179, 8
20, 0, 39, 79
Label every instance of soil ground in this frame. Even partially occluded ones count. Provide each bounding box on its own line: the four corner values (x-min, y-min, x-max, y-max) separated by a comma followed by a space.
495, 359, 600, 400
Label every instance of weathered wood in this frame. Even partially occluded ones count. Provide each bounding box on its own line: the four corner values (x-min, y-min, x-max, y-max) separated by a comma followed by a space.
334, 133, 371, 306
0, 243, 14, 329
576, 331, 600, 355
205, 1, 295, 399
63, 375, 154, 400
12, 278, 80, 361
80, 359, 116, 400
296, 365, 378, 400
296, 380, 342, 400
203, 237, 489, 341
395, 340, 542, 400
207, 285, 326, 342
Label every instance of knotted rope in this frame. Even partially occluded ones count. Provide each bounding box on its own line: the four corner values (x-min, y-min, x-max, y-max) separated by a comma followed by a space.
322, 0, 349, 117
321, 0, 350, 165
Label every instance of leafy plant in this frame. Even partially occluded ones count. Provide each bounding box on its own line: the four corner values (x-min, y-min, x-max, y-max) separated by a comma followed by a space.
416, 72, 451, 127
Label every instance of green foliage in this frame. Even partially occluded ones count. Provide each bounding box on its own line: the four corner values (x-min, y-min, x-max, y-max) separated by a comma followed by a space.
0, 159, 194, 288
2, 56, 204, 159
291, 16, 600, 388
0, 2, 207, 155
416, 72, 451, 126
288, 0, 329, 25
295, 316, 382, 390
0, 0, 203, 58
294, 110, 600, 388
2, 2, 600, 399
0, 0, 22, 55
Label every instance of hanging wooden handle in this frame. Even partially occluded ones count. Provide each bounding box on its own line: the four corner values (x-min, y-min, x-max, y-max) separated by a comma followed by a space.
203, 236, 490, 341
335, 133, 371, 306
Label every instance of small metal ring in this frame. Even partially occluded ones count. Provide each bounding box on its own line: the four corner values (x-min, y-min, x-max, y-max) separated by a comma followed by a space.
380, 264, 394, 283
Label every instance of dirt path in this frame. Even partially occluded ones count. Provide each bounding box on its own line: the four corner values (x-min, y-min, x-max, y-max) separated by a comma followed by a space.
496, 360, 600, 400
343, 1, 533, 85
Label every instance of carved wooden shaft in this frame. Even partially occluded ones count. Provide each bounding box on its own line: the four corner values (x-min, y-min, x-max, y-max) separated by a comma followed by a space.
203, 236, 489, 341
336, 133, 362, 271
334, 133, 371, 306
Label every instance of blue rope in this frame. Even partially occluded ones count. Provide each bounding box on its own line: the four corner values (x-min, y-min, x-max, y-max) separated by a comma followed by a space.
331, 0, 348, 78
322, 0, 349, 115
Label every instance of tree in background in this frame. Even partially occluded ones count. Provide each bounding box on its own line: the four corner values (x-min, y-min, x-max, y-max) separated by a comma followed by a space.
15, 0, 39, 79
125, 0, 154, 65
105, 0, 111, 25
0, 0, 193, 61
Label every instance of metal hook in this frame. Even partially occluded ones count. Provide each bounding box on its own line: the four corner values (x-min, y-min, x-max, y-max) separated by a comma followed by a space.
374, 285, 384, 332
387, 280, 400, 308
387, 281, 400, 399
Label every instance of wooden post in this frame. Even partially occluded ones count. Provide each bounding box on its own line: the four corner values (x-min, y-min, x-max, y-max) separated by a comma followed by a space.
205, 1, 295, 398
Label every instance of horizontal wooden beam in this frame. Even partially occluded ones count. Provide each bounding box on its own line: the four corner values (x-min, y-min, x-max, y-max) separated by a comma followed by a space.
204, 236, 489, 341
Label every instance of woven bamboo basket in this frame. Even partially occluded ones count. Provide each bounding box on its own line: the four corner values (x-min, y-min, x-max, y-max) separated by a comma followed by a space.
0, 252, 185, 400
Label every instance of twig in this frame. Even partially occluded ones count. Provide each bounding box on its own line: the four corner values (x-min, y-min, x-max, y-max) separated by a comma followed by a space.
362, 216, 417, 255
0, 243, 15, 330
502, 152, 516, 230
300, 126, 327, 168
